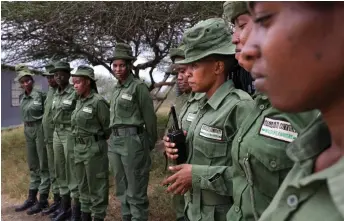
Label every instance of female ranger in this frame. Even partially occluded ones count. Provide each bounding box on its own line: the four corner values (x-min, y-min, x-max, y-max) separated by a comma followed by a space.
245, 2, 344, 220
14, 64, 50, 215
108, 43, 157, 221
71, 65, 110, 221
162, 18, 254, 221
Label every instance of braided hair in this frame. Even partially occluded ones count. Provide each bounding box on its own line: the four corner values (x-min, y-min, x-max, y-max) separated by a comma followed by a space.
231, 62, 255, 96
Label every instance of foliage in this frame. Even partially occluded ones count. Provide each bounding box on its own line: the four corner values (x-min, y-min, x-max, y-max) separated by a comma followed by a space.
1, 1, 223, 89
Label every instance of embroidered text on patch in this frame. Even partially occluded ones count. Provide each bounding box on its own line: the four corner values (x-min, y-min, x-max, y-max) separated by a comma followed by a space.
186, 113, 196, 122
259, 118, 298, 142
63, 99, 72, 105
200, 124, 223, 141
121, 93, 132, 101
33, 101, 41, 105
82, 107, 92, 114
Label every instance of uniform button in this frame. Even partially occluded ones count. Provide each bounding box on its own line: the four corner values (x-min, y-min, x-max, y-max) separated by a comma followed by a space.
234, 206, 240, 212
237, 136, 242, 142
270, 160, 277, 168
287, 194, 298, 207
259, 104, 265, 110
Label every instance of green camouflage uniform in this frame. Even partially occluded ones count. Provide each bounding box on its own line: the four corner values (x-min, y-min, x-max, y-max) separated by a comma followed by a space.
18, 68, 50, 195
108, 43, 157, 221
14, 65, 50, 214
51, 62, 79, 200
71, 66, 110, 220
42, 64, 59, 196
190, 94, 319, 221
175, 18, 254, 221
259, 116, 344, 221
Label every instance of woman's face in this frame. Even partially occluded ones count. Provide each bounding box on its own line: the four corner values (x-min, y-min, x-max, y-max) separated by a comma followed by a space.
185, 58, 221, 93
47, 75, 57, 88
242, 2, 344, 112
232, 13, 253, 71
72, 76, 90, 96
176, 64, 192, 93
112, 59, 129, 82
54, 71, 70, 87
19, 76, 33, 93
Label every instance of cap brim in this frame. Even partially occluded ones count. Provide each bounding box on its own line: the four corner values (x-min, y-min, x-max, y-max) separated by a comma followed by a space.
49, 67, 73, 73
71, 74, 97, 82
42, 72, 54, 76
107, 56, 136, 62
176, 44, 236, 64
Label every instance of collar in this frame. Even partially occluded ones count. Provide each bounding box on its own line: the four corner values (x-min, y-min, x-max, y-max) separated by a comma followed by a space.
57, 84, 74, 95
205, 80, 235, 110
115, 74, 134, 88
79, 90, 95, 101
188, 92, 205, 102
286, 116, 331, 163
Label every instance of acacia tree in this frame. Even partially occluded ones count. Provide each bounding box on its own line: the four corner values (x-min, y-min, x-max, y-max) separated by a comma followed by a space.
1, 1, 223, 90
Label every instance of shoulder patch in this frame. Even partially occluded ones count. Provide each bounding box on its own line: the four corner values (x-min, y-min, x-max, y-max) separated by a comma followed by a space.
200, 124, 223, 141
259, 117, 298, 143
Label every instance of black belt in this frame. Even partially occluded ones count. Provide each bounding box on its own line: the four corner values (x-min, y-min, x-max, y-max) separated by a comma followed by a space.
112, 126, 144, 136
24, 121, 41, 127
75, 135, 105, 144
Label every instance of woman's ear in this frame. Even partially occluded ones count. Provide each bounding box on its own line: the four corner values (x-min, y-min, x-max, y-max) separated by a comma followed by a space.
214, 61, 225, 75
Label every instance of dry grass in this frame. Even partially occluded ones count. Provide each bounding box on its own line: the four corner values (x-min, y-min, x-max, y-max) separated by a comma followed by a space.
1, 126, 30, 200
1, 113, 175, 221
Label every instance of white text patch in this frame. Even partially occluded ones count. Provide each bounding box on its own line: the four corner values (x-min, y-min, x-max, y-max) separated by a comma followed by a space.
259, 117, 298, 142
186, 113, 196, 122
33, 101, 41, 105
200, 124, 223, 141
63, 99, 72, 105
82, 107, 93, 114
121, 93, 132, 101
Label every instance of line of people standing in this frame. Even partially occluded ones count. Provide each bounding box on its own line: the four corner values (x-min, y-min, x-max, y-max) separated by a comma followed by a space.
14, 43, 157, 221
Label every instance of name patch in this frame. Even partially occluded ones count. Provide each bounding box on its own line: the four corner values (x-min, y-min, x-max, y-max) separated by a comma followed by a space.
82, 107, 92, 114
121, 93, 132, 101
259, 117, 298, 142
186, 113, 196, 122
62, 99, 72, 105
200, 124, 223, 141
33, 101, 41, 105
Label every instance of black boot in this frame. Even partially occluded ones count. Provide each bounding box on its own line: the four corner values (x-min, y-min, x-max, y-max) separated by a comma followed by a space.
93, 218, 104, 221
42, 194, 61, 216
52, 194, 71, 221
14, 189, 38, 212
71, 198, 81, 221
81, 212, 92, 221
49, 206, 61, 219
27, 193, 49, 215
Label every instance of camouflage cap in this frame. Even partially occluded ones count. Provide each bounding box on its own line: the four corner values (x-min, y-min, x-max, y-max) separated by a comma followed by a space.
15, 70, 35, 82
49, 61, 72, 73
42, 63, 55, 76
223, 1, 248, 23
169, 44, 186, 61
71, 65, 96, 81
109, 43, 136, 61
176, 18, 235, 65
15, 63, 31, 73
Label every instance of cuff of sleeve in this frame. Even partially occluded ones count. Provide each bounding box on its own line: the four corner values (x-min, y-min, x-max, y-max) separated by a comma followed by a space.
192, 165, 210, 189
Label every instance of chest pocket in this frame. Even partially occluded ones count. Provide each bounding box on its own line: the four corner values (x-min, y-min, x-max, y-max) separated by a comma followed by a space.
246, 135, 294, 198
29, 99, 44, 117
193, 136, 228, 165
117, 93, 135, 118
62, 99, 75, 110
77, 106, 94, 128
